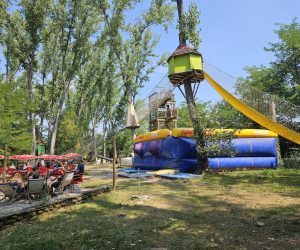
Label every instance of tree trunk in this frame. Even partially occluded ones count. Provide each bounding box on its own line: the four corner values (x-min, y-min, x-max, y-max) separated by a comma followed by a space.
39, 113, 44, 139
77, 92, 85, 124
27, 53, 36, 156
176, 0, 185, 44
31, 112, 36, 156
2, 144, 8, 183
183, 81, 207, 173
103, 121, 107, 164
92, 116, 97, 162
112, 133, 117, 191
269, 101, 276, 122
5, 44, 9, 81
176, 0, 207, 173
50, 82, 69, 154
132, 129, 137, 140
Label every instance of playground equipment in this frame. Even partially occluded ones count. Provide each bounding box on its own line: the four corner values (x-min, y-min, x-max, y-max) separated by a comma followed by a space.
134, 62, 300, 145
133, 128, 278, 172
204, 71, 300, 144
149, 91, 178, 131
130, 36, 299, 172
167, 44, 204, 85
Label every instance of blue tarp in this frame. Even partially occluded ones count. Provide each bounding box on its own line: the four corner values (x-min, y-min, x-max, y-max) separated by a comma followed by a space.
118, 168, 140, 173
160, 172, 202, 179
118, 172, 153, 178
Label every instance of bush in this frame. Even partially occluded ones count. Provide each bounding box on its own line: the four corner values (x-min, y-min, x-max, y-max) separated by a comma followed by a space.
283, 158, 300, 169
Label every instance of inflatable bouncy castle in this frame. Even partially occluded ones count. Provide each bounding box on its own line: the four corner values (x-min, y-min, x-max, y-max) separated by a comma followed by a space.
133, 128, 278, 172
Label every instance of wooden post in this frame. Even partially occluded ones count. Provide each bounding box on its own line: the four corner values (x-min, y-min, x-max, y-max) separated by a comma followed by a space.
3, 144, 8, 183
112, 133, 117, 191
269, 101, 276, 122
132, 128, 137, 140
103, 122, 107, 165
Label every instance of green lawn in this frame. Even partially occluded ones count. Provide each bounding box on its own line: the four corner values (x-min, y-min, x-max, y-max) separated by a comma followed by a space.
0, 167, 299, 249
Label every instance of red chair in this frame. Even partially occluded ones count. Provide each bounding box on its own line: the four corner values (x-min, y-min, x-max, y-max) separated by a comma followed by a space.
27, 166, 33, 173
38, 165, 48, 177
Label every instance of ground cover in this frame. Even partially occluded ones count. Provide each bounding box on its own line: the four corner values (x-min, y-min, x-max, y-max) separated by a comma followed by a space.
0, 166, 299, 249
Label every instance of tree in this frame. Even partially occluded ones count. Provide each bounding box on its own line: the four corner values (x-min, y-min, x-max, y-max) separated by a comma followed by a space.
0, 0, 8, 43
177, 101, 212, 128
236, 19, 300, 156
237, 19, 300, 105
210, 101, 257, 129
174, 0, 208, 173
18, 0, 50, 155
41, 0, 99, 154
0, 78, 31, 153
2, 10, 24, 82
98, 0, 174, 138
266, 18, 300, 105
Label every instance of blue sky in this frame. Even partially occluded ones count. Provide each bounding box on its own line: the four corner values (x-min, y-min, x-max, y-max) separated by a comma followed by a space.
135, 0, 300, 105
1, 0, 299, 105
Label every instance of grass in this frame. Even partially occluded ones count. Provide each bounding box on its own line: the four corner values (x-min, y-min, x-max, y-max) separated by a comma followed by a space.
0, 166, 299, 249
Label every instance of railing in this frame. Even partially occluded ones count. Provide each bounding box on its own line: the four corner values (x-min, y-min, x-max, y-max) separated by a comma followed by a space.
166, 109, 178, 119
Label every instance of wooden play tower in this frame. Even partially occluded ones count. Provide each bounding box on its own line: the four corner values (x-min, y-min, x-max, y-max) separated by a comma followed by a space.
149, 90, 178, 131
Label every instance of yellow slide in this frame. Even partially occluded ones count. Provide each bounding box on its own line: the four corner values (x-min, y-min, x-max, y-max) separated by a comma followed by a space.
204, 71, 300, 145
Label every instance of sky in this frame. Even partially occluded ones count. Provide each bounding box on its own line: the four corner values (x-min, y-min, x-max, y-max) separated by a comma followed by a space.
134, 0, 300, 105
0, 0, 299, 105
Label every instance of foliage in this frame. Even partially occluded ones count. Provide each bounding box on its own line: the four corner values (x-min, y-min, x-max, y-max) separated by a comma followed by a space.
210, 101, 257, 129
0, 78, 31, 153
178, 101, 240, 158
178, 100, 258, 129
0, 0, 174, 157
106, 129, 133, 157
177, 101, 212, 128
177, 1, 201, 49
56, 109, 82, 154
237, 19, 300, 105
236, 19, 300, 155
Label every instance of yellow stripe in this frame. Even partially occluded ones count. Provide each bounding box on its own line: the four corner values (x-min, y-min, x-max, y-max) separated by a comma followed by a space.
135, 129, 171, 143
204, 71, 300, 145
172, 128, 277, 138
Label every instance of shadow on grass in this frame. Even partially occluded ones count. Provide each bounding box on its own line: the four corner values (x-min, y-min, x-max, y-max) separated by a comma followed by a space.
0, 191, 299, 250
83, 167, 300, 198
201, 169, 300, 193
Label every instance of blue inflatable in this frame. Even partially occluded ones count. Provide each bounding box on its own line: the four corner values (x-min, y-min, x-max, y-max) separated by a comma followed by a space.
133, 136, 278, 172
208, 157, 277, 170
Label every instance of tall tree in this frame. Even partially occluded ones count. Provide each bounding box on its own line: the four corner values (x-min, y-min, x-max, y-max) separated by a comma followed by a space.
237, 19, 300, 105
2, 11, 24, 81
0, 0, 8, 42
0, 78, 31, 153
175, 0, 208, 173
236, 19, 300, 155
18, 0, 50, 155
98, 0, 174, 137
41, 0, 99, 153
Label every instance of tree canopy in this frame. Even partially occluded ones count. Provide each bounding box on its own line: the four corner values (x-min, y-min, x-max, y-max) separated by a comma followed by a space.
0, 1, 298, 159
0, 0, 174, 156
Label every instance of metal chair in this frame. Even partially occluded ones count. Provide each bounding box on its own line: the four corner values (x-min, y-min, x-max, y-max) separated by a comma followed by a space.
0, 183, 24, 204
55, 171, 74, 193
26, 178, 47, 203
